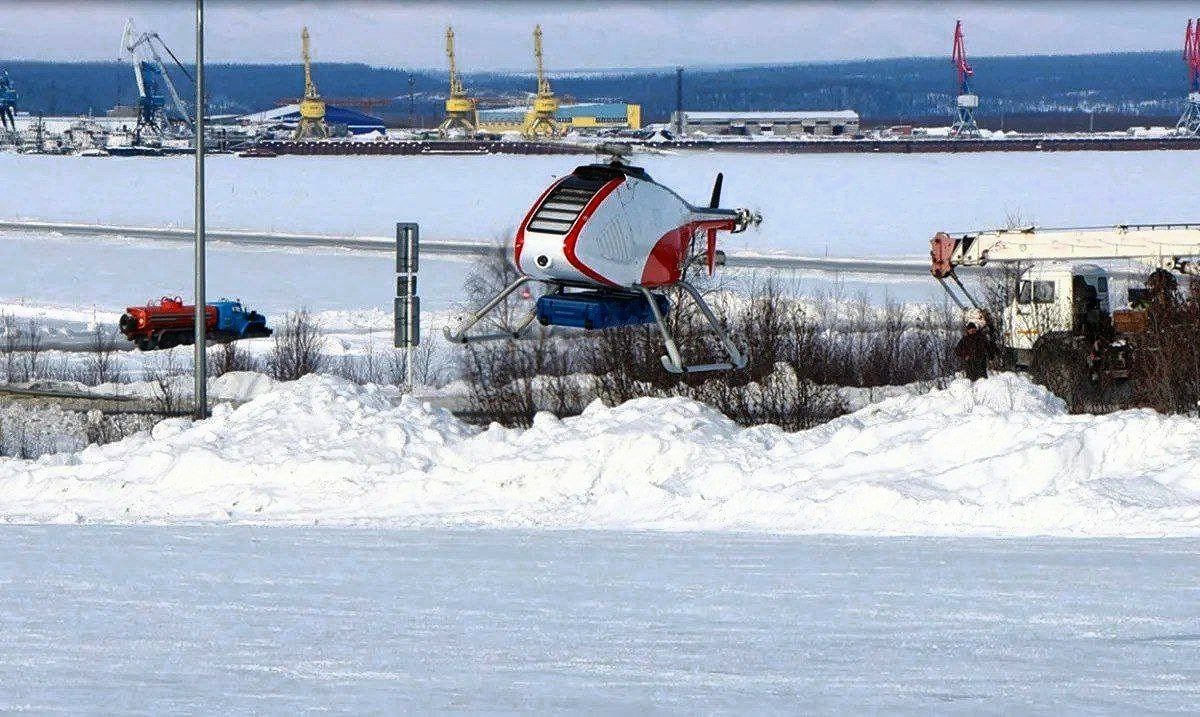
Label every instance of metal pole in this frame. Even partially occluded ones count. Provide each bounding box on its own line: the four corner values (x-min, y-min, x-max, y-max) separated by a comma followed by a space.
406, 269, 415, 393
193, 0, 207, 418
675, 66, 683, 136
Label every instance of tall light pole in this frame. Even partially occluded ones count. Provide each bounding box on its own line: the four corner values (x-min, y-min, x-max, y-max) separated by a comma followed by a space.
193, 0, 208, 419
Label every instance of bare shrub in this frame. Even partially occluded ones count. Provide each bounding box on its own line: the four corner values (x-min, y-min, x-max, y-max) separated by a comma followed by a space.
80, 326, 123, 386
1129, 277, 1200, 413
458, 279, 958, 428
148, 350, 186, 414
1, 313, 17, 383
20, 319, 44, 383
208, 340, 259, 378
268, 309, 325, 381
462, 339, 538, 427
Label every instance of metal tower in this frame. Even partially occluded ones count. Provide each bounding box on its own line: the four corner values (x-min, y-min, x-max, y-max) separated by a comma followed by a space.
950, 19, 980, 138
0, 69, 18, 143
294, 26, 329, 140
1179, 19, 1200, 135
438, 26, 477, 136
120, 20, 194, 142
522, 25, 559, 139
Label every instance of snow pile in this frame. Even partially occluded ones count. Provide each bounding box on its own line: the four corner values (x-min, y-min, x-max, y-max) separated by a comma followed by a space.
1, 373, 1199, 535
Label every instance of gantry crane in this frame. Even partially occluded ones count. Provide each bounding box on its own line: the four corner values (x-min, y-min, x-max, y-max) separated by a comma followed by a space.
522, 25, 560, 139
1178, 19, 1200, 135
931, 223, 1200, 370
438, 26, 477, 136
120, 19, 194, 142
294, 26, 329, 140
949, 19, 980, 138
0, 69, 18, 142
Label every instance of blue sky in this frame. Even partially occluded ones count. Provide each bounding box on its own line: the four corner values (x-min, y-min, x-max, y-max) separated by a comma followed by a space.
1, 1, 1196, 69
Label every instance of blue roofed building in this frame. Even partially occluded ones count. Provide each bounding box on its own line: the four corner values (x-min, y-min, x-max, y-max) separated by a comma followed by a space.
237, 103, 386, 135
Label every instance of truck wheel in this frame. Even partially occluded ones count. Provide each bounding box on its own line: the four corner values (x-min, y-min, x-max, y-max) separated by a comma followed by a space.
1030, 332, 1094, 409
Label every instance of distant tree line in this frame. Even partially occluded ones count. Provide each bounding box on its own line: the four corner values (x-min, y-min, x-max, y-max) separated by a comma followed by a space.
0, 51, 1189, 127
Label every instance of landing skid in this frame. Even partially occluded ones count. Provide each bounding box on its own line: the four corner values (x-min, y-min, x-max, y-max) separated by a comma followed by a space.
443, 277, 542, 344
635, 281, 746, 374
443, 276, 747, 374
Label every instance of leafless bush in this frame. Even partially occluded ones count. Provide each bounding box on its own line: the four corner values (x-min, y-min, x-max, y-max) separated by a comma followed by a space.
1, 313, 17, 383
1129, 279, 1200, 413
148, 350, 186, 414
462, 339, 539, 427
3, 318, 48, 383
208, 341, 259, 378
79, 326, 124, 386
379, 333, 451, 390
267, 309, 325, 381
459, 279, 958, 428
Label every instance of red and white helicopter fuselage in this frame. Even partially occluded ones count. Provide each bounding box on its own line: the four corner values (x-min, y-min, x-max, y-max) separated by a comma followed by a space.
515, 163, 745, 288
446, 152, 760, 374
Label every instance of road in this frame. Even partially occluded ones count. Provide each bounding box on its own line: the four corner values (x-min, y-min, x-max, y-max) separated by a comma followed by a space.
0, 219, 933, 276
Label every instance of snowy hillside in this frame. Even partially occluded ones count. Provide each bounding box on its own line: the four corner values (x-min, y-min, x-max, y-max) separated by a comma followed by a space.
2, 372, 1198, 536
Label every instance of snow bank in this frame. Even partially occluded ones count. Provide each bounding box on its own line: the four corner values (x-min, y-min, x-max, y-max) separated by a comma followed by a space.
1, 373, 1198, 536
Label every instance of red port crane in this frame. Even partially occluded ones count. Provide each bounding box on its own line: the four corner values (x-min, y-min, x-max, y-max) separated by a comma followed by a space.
1179, 19, 1200, 134
950, 19, 980, 137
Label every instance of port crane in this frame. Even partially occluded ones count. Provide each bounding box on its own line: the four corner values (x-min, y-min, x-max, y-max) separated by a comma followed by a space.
294, 26, 329, 140
522, 25, 560, 139
0, 69, 18, 142
120, 19, 194, 141
950, 19, 980, 138
931, 223, 1200, 371
438, 26, 478, 136
1179, 19, 1200, 135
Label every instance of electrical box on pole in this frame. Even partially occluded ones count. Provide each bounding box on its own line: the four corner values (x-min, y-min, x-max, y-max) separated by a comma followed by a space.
394, 222, 420, 389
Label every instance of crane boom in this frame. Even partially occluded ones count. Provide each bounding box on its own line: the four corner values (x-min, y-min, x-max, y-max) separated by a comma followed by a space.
534, 24, 551, 97
446, 27, 463, 97
121, 19, 193, 136
931, 224, 1200, 278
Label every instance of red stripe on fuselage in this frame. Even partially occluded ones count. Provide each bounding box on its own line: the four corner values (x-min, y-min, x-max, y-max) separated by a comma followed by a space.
514, 178, 563, 269
562, 177, 625, 287
640, 217, 736, 287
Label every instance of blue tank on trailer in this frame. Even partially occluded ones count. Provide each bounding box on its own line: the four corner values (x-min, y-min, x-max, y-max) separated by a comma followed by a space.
535, 291, 670, 330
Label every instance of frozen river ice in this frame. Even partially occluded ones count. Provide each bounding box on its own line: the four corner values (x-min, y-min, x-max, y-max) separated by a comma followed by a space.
1, 527, 1197, 712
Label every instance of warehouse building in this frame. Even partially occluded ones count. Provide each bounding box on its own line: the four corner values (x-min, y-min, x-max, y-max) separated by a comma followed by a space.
671, 110, 860, 137
236, 104, 386, 135
477, 102, 641, 134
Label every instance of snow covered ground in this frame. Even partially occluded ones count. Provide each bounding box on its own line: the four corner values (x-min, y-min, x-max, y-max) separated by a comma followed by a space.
0, 150, 1193, 256
3, 373, 1199, 536
1, 526, 1197, 712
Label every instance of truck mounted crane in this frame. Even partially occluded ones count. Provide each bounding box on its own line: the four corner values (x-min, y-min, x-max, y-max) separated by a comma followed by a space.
931, 223, 1200, 376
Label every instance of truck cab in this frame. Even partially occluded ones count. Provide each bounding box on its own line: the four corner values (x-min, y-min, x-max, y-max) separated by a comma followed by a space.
1004, 263, 1110, 367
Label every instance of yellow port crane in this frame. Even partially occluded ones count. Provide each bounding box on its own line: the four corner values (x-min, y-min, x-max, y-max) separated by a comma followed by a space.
294, 26, 329, 140
522, 24, 560, 139
438, 26, 478, 136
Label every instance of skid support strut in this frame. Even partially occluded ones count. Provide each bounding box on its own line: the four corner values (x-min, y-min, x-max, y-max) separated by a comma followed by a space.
443, 276, 539, 343
637, 281, 746, 374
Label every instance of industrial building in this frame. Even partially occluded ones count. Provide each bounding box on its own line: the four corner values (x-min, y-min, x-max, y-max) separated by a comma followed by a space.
672, 110, 860, 137
477, 102, 641, 134
236, 104, 385, 135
